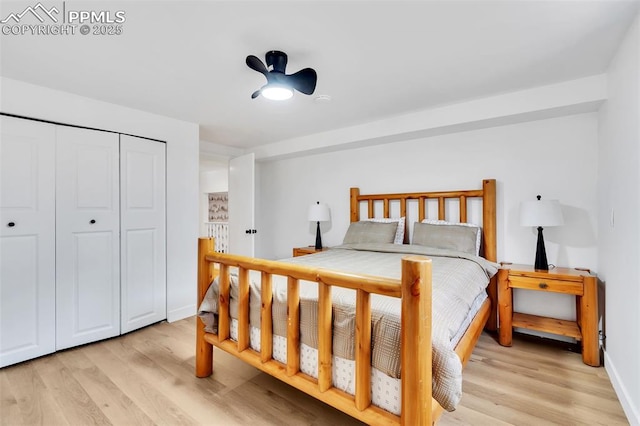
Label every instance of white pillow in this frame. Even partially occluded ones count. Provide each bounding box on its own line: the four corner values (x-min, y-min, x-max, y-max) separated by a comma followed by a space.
366, 217, 405, 244
420, 219, 481, 255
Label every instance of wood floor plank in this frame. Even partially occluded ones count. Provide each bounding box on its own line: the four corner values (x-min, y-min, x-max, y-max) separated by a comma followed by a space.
472, 342, 613, 395
231, 376, 344, 425
248, 372, 364, 425
439, 402, 515, 426
0, 317, 628, 425
127, 327, 225, 395
57, 348, 155, 426
82, 340, 200, 425
102, 331, 247, 425
467, 338, 627, 421
0, 371, 23, 426
130, 326, 316, 425
1, 360, 70, 426
32, 355, 111, 425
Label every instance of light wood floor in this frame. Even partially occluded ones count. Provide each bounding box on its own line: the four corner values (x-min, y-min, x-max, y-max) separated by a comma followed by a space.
0, 317, 628, 425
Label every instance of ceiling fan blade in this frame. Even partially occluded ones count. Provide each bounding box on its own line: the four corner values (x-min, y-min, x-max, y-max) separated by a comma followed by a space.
285, 68, 317, 95
246, 55, 268, 76
265, 50, 288, 73
251, 89, 261, 99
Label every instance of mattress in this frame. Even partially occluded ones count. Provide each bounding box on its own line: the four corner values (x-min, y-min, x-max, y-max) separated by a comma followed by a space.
198, 243, 498, 412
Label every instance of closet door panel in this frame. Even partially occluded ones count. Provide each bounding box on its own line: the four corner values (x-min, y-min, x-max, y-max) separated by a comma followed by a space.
56, 126, 120, 350
120, 135, 166, 333
73, 232, 117, 329
0, 116, 56, 367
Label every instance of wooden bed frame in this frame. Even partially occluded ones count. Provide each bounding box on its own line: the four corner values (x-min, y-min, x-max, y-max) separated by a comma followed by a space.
196, 179, 497, 425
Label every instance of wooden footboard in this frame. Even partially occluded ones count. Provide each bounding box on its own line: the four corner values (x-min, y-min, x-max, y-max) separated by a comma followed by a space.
196, 237, 434, 425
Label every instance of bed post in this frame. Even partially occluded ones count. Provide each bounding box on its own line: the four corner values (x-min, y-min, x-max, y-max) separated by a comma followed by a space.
196, 237, 214, 378
350, 187, 360, 222
400, 256, 432, 426
482, 179, 498, 331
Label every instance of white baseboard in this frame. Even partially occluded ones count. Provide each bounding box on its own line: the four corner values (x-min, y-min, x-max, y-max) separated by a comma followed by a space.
167, 303, 196, 323
604, 349, 640, 425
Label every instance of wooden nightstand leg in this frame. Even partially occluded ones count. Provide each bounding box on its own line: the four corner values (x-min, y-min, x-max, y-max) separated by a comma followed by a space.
580, 276, 600, 366
485, 276, 498, 331
498, 269, 513, 346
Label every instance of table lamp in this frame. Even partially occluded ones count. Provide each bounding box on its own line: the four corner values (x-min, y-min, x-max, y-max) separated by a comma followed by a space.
308, 201, 330, 250
520, 195, 564, 270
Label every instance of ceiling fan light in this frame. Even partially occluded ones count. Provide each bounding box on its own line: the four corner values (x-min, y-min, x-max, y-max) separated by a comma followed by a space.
261, 84, 293, 100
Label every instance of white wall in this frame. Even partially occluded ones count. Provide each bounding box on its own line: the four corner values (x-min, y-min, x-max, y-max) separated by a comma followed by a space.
199, 167, 228, 236
253, 75, 605, 161
1, 77, 200, 322
258, 113, 599, 324
597, 12, 640, 425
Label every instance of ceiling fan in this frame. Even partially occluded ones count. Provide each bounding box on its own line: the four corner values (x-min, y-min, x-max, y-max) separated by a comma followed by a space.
246, 50, 317, 100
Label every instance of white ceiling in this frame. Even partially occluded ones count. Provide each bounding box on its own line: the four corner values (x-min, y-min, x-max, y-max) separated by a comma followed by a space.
1, 0, 638, 150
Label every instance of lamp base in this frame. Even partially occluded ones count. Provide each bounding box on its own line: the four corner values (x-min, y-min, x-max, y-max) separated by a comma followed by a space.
534, 226, 549, 270
315, 221, 322, 250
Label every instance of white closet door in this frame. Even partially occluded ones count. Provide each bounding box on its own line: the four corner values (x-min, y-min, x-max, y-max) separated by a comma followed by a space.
55, 126, 120, 350
0, 116, 56, 367
120, 135, 166, 333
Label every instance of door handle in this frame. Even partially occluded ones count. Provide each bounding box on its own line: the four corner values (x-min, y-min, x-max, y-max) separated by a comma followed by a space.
7, 222, 15, 227
90, 219, 96, 224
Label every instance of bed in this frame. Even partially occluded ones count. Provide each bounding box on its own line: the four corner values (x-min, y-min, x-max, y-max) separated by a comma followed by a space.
196, 179, 498, 425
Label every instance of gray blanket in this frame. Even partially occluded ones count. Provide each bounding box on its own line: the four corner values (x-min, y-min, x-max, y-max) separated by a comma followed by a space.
198, 243, 498, 411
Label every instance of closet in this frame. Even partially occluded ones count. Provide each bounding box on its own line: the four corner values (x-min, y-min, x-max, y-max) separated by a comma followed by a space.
0, 115, 166, 367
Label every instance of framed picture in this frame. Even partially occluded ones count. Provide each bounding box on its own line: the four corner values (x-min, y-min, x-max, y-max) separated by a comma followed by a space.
208, 192, 228, 221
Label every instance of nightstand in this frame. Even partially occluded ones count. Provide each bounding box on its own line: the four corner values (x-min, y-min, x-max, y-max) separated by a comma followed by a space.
292, 246, 328, 257
498, 264, 600, 367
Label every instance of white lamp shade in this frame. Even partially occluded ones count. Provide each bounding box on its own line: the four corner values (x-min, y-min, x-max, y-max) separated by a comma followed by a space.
308, 203, 330, 222
520, 199, 564, 227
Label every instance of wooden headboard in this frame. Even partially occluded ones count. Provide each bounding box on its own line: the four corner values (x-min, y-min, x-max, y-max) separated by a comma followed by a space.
349, 179, 498, 331
349, 179, 496, 262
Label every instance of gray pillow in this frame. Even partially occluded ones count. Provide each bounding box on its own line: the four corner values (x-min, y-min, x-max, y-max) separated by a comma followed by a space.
411, 222, 479, 255
342, 221, 398, 244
